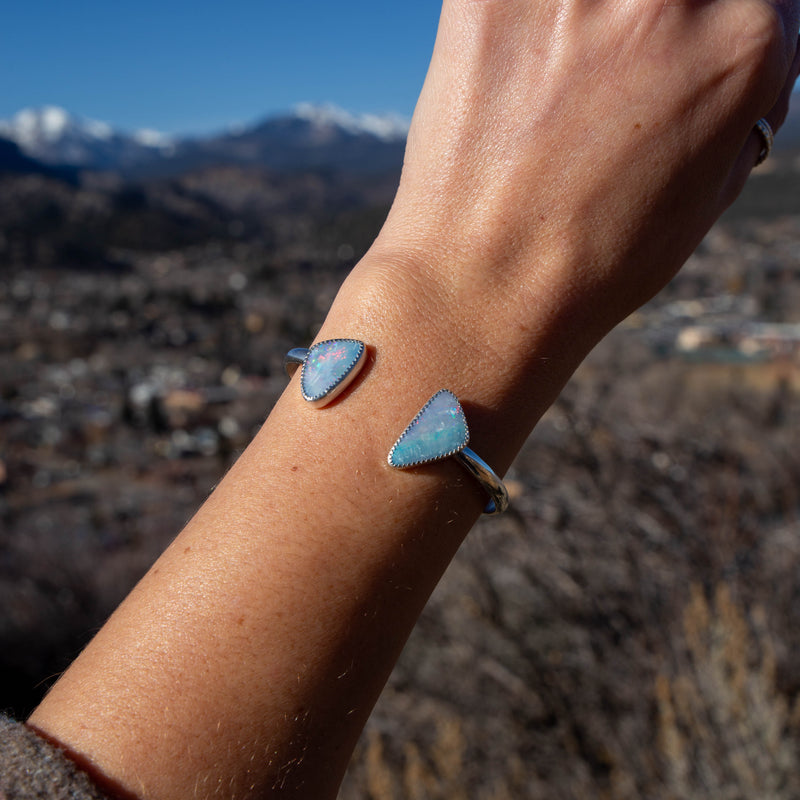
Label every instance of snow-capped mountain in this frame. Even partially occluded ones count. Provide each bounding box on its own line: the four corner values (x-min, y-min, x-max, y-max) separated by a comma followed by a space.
166, 104, 409, 176
0, 106, 173, 171
292, 103, 409, 142
0, 104, 409, 177
0, 134, 77, 181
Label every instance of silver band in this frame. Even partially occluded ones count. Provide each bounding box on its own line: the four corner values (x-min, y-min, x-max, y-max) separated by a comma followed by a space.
754, 118, 773, 166
284, 347, 309, 376
454, 447, 509, 515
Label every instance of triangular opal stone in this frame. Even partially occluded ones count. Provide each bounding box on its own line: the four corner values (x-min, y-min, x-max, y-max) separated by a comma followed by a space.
301, 339, 366, 407
388, 389, 469, 468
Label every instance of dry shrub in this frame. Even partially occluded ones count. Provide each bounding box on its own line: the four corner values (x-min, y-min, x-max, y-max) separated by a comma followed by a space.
346, 714, 521, 800
656, 583, 800, 799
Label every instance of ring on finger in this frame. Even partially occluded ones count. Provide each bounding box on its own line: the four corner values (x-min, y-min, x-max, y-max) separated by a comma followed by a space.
754, 118, 774, 166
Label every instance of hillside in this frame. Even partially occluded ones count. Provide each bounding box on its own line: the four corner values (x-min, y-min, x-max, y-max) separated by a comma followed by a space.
2, 135, 800, 798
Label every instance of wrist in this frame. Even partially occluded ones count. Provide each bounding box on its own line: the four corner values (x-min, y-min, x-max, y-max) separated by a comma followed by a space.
315, 239, 606, 472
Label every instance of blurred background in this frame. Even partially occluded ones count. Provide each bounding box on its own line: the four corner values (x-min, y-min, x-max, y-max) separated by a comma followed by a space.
2, 3, 800, 798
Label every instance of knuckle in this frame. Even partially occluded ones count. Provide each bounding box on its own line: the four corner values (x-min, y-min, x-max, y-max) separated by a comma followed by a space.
728, 0, 792, 99
735, 1, 786, 57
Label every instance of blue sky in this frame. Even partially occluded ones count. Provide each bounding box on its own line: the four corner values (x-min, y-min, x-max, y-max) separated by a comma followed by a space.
0, 1, 441, 135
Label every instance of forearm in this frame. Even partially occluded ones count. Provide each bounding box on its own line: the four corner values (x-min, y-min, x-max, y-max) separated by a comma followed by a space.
27, 238, 595, 799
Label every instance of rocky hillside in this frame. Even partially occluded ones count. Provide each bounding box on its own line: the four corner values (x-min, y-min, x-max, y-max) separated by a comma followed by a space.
2, 131, 800, 798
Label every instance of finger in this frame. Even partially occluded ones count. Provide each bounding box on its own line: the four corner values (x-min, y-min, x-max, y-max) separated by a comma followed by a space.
720, 35, 800, 208
749, 34, 800, 166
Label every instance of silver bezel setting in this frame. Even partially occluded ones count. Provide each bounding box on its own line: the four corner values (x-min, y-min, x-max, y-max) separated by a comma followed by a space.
387, 389, 469, 468
388, 389, 509, 514
300, 338, 367, 408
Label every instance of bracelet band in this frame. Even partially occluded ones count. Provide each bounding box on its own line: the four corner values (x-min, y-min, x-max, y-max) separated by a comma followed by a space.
388, 389, 509, 515
453, 448, 509, 515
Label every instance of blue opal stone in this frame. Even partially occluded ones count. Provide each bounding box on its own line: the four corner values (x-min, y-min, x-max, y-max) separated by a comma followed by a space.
301, 339, 366, 406
388, 389, 469, 468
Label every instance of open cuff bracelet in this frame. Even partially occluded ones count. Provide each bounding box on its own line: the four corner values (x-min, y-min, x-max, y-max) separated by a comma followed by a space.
285, 341, 509, 514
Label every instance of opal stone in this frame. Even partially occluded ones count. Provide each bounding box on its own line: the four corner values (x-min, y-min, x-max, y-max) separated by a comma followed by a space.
301, 339, 365, 406
388, 389, 469, 468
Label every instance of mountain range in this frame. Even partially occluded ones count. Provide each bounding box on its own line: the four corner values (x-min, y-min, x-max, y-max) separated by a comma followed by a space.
0, 104, 410, 178
1, 102, 800, 181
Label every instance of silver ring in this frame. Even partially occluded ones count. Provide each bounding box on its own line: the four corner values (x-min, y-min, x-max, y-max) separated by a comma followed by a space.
388, 389, 509, 515
754, 118, 773, 166
284, 339, 367, 407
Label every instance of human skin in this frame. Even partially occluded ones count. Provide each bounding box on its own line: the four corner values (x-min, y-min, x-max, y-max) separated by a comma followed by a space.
28, 1, 800, 798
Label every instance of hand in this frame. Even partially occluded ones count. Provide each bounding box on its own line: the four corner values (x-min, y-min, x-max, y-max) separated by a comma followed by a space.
372, 0, 800, 333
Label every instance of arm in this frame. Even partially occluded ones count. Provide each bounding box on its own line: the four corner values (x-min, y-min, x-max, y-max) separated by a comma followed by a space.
28, 1, 800, 798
